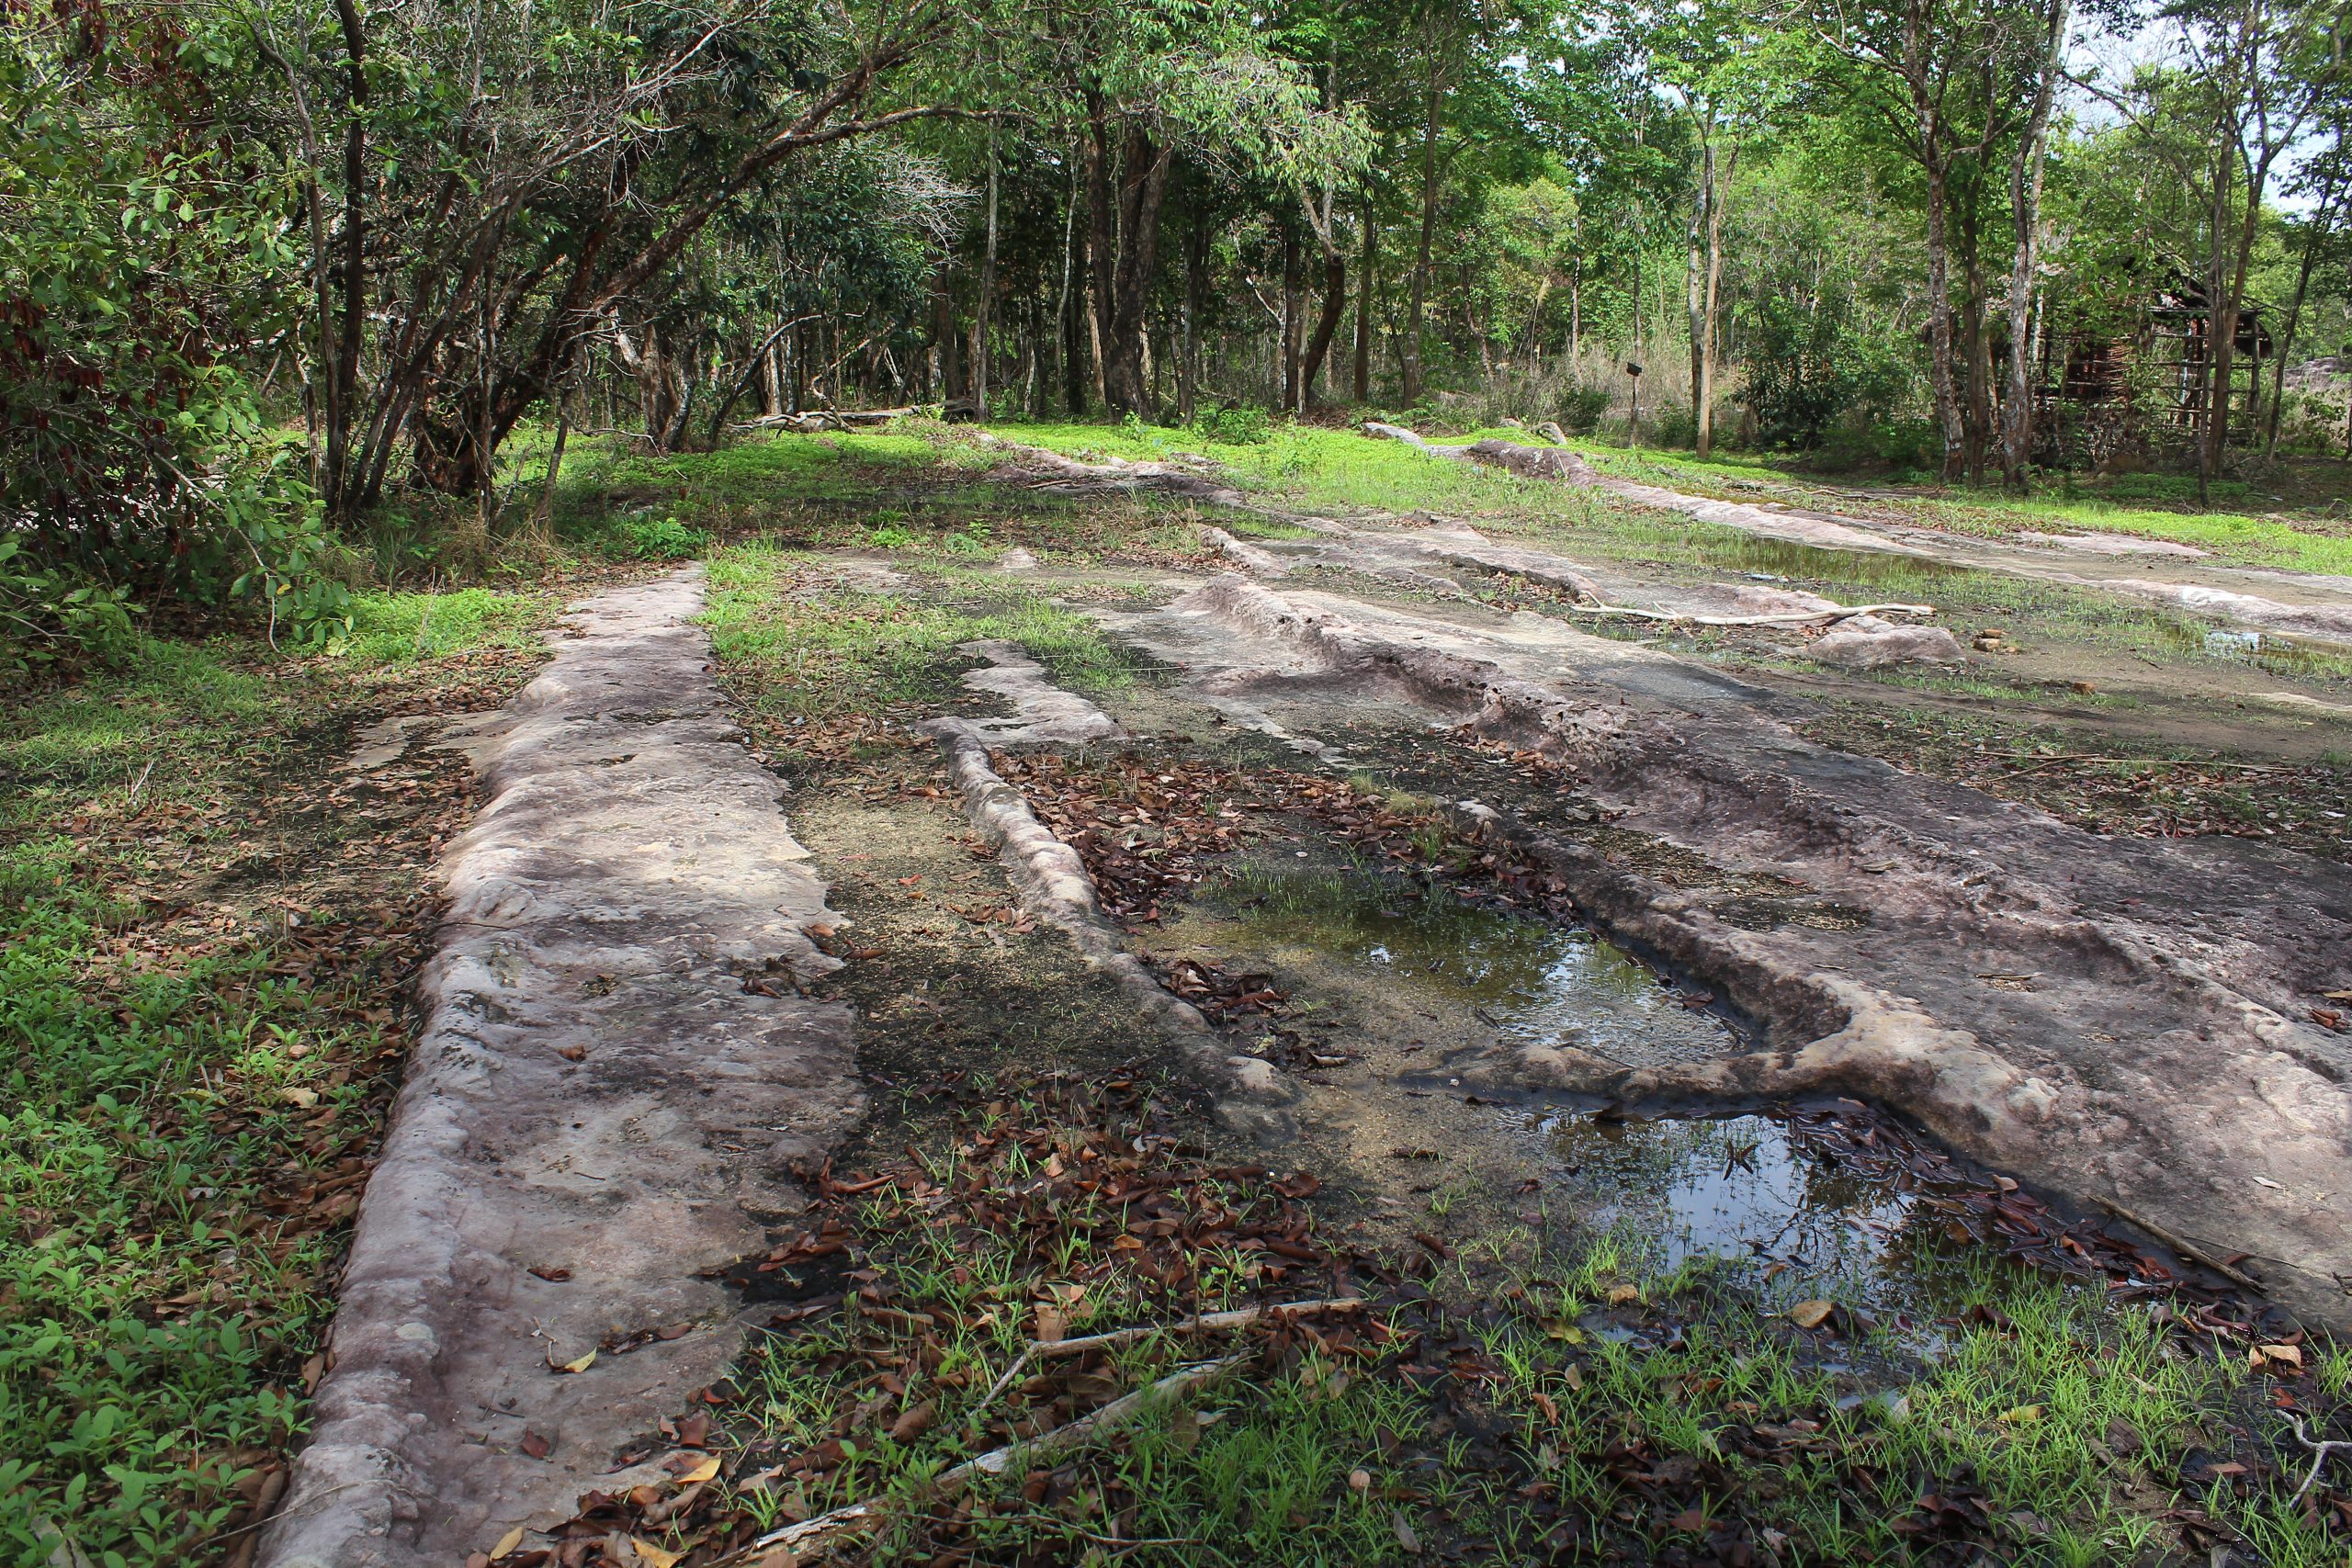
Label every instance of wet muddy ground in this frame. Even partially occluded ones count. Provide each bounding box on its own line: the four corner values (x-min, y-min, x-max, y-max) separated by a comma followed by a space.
472, 436, 2352, 1568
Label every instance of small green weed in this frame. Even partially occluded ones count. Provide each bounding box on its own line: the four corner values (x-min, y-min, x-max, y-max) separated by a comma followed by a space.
610, 515, 711, 561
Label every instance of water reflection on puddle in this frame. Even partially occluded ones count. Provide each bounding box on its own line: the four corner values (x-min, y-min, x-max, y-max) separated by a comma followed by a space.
1215, 866, 1735, 1067
1214, 866, 1985, 1333
2155, 619, 2348, 676
1533, 1111, 1938, 1316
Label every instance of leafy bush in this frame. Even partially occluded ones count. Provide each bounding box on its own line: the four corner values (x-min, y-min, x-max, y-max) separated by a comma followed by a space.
611, 516, 711, 560
0, 539, 139, 681
1743, 294, 1920, 454
1193, 405, 1273, 446
1, 6, 352, 660
1557, 386, 1611, 434
868, 525, 916, 548
1649, 403, 1696, 448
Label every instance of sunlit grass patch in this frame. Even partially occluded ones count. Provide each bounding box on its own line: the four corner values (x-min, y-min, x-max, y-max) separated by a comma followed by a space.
704, 542, 1146, 716
341, 586, 549, 666
0, 638, 289, 829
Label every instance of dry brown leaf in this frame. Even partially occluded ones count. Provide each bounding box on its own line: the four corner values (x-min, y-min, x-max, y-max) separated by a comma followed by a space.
630, 1539, 683, 1568
675, 1453, 721, 1485
1786, 1300, 1834, 1329
489, 1525, 526, 1560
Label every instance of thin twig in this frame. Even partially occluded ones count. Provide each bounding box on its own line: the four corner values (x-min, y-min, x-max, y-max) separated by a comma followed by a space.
1034, 1297, 1365, 1359
973, 1345, 1035, 1416
2093, 1198, 2267, 1293
714, 1355, 1247, 1564
2289, 1416, 2352, 1509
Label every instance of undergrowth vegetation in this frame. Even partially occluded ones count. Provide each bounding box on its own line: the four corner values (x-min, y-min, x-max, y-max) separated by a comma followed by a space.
490, 1073, 2350, 1568
0, 598, 548, 1567
704, 546, 1150, 718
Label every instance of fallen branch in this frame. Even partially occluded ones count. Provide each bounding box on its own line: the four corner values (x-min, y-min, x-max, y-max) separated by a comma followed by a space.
1561, 601, 1937, 628
1036, 1296, 1364, 1359
719, 1354, 1247, 1562
736, 407, 913, 433
2093, 1198, 2267, 1293
2289, 1416, 2352, 1509
971, 1297, 1361, 1425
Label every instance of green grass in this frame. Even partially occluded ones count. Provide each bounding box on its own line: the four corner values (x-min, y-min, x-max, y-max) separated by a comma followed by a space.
0, 638, 292, 832
1569, 441, 2352, 578
703, 543, 1147, 716
339, 587, 549, 666
0, 840, 392, 1568
727, 1192, 1423, 1567
0, 606, 537, 1568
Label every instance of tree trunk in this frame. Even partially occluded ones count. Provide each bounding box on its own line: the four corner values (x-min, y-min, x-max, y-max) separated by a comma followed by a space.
1300, 247, 1348, 409
322, 0, 368, 513
1923, 159, 1964, 482
973, 115, 1000, 417
1084, 103, 1176, 418
2198, 144, 2236, 505
1353, 204, 1376, 402
1698, 144, 1733, 459
1999, 0, 2067, 488
1960, 199, 1993, 486
1182, 208, 1207, 422
2266, 176, 2341, 453
1280, 231, 1304, 412
1685, 135, 1707, 455
1405, 45, 1442, 405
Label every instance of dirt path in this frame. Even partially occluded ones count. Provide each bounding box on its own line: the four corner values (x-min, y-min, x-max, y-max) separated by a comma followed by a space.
264, 571, 862, 1567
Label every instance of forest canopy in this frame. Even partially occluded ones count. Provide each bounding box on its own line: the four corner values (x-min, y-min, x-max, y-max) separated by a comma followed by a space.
3, 0, 2346, 655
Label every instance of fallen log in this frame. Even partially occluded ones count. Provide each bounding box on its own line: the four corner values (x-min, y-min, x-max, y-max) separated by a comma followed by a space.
735, 407, 913, 433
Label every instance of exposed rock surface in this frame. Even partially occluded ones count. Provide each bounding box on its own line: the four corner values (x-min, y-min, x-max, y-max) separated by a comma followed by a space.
1111, 575, 2352, 1328
263, 570, 860, 1568
918, 645, 1298, 1133
1808, 614, 1968, 669
1361, 422, 2352, 650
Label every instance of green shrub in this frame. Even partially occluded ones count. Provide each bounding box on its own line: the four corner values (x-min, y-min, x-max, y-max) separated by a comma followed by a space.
611, 515, 711, 560
1558, 386, 1611, 434
1193, 405, 1273, 446
0, 539, 140, 681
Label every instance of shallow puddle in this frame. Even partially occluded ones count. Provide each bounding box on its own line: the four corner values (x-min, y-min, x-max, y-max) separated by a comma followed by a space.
1209, 863, 1736, 1068
1526, 1109, 1959, 1335
1182, 860, 2186, 1350
2154, 619, 2352, 679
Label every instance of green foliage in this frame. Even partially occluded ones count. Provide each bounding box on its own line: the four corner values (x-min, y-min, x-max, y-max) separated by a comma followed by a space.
1743, 290, 1919, 454
1193, 405, 1274, 446
0, 5, 347, 658
609, 516, 713, 561
0, 842, 361, 1567
0, 539, 140, 681
1557, 386, 1611, 434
